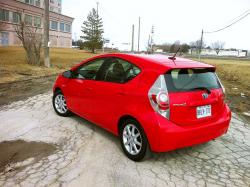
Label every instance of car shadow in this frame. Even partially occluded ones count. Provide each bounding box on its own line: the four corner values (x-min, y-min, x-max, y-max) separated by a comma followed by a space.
70, 114, 213, 162
71, 114, 121, 147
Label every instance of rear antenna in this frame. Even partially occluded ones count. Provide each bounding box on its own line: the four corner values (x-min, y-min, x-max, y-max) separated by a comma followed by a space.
168, 47, 181, 60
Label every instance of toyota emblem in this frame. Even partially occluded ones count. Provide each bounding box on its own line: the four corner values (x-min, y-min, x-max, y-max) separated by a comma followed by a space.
202, 93, 209, 99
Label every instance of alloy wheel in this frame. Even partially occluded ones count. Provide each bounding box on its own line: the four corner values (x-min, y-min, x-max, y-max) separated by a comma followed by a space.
122, 124, 142, 155
54, 94, 67, 114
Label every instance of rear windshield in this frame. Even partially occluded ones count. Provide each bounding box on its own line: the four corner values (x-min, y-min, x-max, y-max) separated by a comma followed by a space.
164, 68, 221, 92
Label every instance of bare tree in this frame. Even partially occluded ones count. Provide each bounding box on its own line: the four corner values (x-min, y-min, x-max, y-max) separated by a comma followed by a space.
189, 40, 206, 55
211, 41, 225, 55
170, 40, 181, 53
15, 13, 42, 65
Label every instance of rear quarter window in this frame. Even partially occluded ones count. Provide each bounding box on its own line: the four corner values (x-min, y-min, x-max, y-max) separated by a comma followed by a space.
164, 68, 221, 92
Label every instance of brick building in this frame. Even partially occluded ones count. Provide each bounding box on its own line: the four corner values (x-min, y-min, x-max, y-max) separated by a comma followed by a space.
0, 0, 74, 47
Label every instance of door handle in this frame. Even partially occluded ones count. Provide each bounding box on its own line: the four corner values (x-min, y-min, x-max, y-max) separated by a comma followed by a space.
86, 87, 93, 91
117, 91, 126, 95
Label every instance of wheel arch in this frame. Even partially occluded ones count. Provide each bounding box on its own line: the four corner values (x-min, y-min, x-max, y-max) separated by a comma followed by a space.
117, 115, 150, 145
118, 115, 140, 135
54, 87, 62, 93
117, 114, 152, 154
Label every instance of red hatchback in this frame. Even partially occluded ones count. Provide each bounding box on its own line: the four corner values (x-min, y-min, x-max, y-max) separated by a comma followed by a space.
52, 54, 231, 161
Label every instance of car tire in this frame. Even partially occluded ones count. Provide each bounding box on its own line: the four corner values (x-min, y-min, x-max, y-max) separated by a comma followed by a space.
119, 119, 148, 161
52, 90, 72, 117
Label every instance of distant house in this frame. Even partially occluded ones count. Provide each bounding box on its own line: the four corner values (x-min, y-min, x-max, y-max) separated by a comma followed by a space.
189, 48, 247, 57
0, 0, 74, 48
155, 48, 164, 53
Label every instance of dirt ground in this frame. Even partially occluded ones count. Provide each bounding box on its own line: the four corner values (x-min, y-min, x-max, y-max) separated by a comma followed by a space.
0, 75, 57, 106
0, 140, 57, 173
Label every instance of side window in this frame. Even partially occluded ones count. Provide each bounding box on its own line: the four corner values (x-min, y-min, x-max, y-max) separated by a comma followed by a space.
104, 58, 141, 83
75, 58, 105, 80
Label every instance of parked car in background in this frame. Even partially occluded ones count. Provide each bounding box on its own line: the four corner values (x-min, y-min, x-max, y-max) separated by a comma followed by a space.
52, 54, 231, 161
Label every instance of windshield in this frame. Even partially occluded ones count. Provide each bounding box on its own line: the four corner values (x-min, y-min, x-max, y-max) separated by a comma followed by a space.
164, 68, 221, 92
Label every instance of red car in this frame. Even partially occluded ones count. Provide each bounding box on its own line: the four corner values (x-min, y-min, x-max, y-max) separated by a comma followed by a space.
52, 53, 231, 161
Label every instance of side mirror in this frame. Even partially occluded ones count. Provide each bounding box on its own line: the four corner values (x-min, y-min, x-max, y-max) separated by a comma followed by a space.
62, 70, 73, 79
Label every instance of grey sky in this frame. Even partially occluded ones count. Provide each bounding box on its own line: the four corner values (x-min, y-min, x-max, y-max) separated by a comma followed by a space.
62, 0, 250, 50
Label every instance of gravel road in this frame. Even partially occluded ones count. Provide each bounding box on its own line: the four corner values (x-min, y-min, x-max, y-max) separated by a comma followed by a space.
0, 92, 249, 187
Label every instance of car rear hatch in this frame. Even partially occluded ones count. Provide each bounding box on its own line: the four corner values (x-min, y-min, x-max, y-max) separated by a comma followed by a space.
164, 68, 225, 126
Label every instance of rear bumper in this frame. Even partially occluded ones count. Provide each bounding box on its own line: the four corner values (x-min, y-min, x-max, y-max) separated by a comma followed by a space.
150, 105, 231, 152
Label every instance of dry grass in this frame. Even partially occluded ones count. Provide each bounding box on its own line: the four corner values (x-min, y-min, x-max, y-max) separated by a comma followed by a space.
0, 47, 97, 83
193, 58, 250, 95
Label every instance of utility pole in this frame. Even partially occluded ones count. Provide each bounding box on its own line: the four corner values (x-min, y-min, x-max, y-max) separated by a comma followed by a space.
131, 24, 134, 52
96, 2, 99, 17
147, 34, 151, 53
199, 29, 203, 60
43, 0, 50, 67
150, 25, 154, 53
102, 37, 104, 53
137, 17, 140, 52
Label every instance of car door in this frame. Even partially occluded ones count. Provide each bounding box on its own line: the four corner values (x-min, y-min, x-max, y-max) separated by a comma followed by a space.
90, 57, 141, 133
64, 58, 106, 119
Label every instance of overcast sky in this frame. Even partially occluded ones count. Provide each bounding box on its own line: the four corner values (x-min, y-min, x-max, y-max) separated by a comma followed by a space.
62, 0, 250, 50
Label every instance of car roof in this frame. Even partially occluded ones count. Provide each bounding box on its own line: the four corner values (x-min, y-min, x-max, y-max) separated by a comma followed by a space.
75, 53, 215, 73
96, 53, 214, 70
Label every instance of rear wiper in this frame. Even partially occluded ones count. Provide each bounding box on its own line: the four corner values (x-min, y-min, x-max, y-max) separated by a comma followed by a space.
190, 87, 211, 94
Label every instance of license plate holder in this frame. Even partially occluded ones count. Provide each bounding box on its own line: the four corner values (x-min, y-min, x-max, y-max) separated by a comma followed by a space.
196, 105, 211, 119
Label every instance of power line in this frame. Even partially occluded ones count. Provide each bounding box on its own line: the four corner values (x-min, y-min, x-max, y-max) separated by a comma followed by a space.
204, 10, 250, 33
198, 9, 250, 59
224, 9, 250, 25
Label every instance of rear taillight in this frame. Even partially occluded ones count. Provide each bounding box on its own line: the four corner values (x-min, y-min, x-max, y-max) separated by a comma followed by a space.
148, 75, 170, 119
215, 73, 226, 99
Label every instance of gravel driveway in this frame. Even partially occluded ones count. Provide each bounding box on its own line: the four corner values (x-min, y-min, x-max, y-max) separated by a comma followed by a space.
0, 92, 249, 187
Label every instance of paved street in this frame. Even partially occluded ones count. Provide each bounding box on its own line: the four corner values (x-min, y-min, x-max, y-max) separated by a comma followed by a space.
0, 92, 249, 187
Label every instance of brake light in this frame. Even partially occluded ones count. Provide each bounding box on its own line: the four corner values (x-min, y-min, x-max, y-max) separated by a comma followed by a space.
215, 73, 226, 100
148, 75, 170, 119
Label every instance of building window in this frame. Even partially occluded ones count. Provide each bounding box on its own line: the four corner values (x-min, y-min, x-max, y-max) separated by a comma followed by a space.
25, 0, 34, 5
25, 15, 32, 25
34, 16, 41, 27
60, 22, 64, 32
57, 0, 61, 6
65, 24, 71, 33
49, 6, 54, 12
12, 12, 21, 23
0, 9, 9, 22
0, 32, 9, 45
50, 21, 58, 30
35, 0, 41, 7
